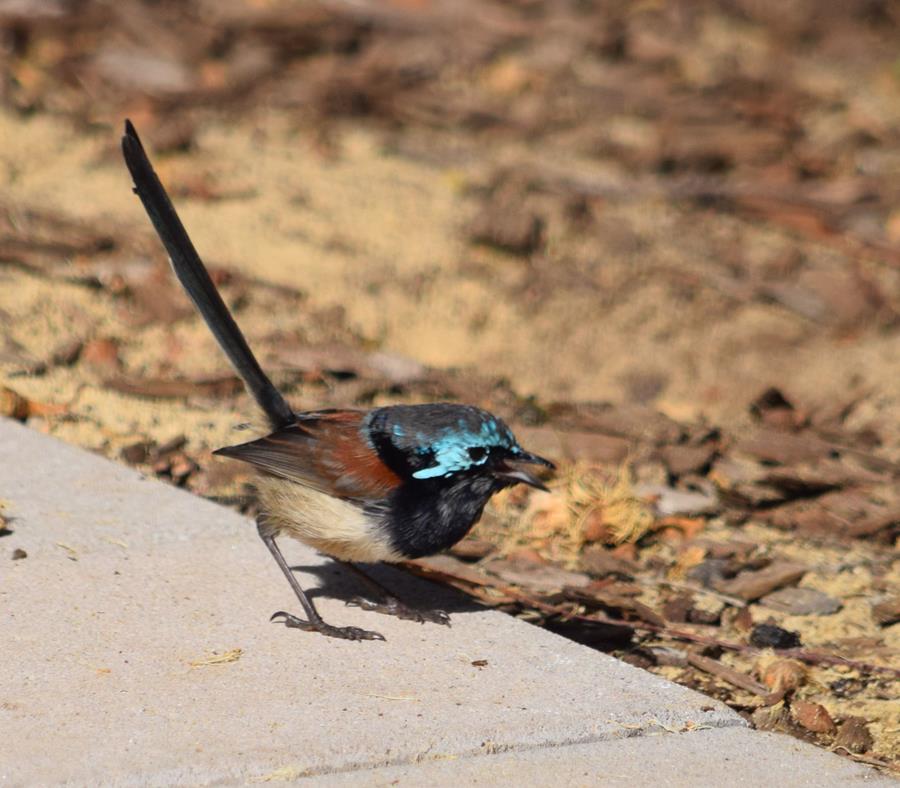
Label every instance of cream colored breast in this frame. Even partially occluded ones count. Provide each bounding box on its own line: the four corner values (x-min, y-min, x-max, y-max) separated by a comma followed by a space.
254, 476, 402, 563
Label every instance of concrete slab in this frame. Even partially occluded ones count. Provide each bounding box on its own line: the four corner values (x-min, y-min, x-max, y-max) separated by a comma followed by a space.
0, 418, 887, 786
0, 418, 739, 784
306, 727, 895, 786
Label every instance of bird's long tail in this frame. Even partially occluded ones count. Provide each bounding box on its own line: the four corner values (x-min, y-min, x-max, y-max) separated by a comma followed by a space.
121, 120, 294, 430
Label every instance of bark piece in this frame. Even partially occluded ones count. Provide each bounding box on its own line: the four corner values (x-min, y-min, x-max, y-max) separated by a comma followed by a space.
759, 587, 842, 616
580, 545, 637, 579
871, 596, 900, 627
735, 427, 834, 465
834, 717, 873, 754
791, 700, 836, 735
715, 560, 807, 601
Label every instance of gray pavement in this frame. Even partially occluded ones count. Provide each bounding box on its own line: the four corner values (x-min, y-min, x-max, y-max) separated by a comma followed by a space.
0, 418, 892, 785
310, 727, 891, 787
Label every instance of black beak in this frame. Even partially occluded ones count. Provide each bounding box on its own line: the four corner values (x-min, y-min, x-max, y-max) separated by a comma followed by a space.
493, 451, 555, 491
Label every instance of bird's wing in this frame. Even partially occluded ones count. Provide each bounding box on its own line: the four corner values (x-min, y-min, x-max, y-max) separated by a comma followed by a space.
214, 410, 402, 501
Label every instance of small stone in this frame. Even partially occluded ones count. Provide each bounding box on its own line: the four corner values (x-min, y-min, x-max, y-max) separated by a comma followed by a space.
12, 548, 27, 560
791, 700, 836, 735
834, 717, 873, 754
749, 623, 802, 649
760, 587, 842, 616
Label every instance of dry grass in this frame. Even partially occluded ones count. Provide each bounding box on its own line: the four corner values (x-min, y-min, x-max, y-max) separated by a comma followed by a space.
474, 462, 656, 567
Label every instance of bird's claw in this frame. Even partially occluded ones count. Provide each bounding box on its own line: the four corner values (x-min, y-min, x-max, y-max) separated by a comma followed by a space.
270, 610, 386, 641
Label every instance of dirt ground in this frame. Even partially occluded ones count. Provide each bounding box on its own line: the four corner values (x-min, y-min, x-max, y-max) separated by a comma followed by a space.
1, 0, 898, 771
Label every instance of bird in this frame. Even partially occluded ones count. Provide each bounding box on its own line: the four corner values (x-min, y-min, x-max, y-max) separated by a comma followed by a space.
120, 120, 554, 641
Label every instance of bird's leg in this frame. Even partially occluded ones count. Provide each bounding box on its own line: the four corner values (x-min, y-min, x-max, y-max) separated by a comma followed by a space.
342, 561, 451, 626
257, 518, 385, 641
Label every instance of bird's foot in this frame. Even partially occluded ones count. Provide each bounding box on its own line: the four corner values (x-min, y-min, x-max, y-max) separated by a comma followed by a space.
270, 611, 386, 641
346, 596, 451, 626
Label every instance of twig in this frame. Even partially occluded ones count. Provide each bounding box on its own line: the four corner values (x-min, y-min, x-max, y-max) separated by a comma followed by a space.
685, 652, 769, 697
653, 579, 748, 608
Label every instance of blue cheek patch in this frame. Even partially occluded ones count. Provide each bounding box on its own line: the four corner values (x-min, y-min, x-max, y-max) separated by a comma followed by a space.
412, 443, 488, 479
411, 419, 517, 480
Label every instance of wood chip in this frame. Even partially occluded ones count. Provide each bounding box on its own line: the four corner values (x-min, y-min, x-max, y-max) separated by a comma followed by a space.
580, 545, 637, 578
791, 699, 836, 734
759, 587, 842, 616
735, 427, 834, 465
871, 596, 900, 627
834, 717, 873, 754
104, 375, 243, 400
715, 560, 807, 601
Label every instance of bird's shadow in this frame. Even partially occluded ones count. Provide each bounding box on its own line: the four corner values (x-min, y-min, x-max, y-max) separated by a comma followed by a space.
288, 559, 484, 615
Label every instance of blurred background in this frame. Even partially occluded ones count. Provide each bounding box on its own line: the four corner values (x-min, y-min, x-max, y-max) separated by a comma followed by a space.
1, 0, 898, 768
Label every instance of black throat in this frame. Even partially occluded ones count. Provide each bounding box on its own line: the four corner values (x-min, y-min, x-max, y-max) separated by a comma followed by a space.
370, 473, 503, 559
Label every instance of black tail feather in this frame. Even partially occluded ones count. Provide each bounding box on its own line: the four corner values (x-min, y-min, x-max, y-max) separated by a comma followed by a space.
121, 120, 294, 429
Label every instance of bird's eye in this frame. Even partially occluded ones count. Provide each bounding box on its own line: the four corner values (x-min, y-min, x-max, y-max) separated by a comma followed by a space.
468, 446, 487, 462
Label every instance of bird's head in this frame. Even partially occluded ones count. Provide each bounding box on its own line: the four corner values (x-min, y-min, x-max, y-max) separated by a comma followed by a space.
366, 404, 555, 491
